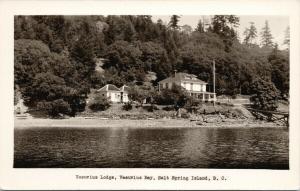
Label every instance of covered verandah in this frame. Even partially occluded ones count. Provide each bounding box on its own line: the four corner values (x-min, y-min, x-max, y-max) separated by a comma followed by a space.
189, 91, 216, 102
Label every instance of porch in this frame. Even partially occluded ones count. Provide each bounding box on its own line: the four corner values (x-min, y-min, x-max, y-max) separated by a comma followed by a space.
189, 91, 216, 102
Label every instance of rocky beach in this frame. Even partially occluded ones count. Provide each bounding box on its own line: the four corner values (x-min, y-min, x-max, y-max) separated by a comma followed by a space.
14, 116, 286, 129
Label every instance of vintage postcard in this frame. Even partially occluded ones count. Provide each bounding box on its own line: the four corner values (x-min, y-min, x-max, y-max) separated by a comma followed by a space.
0, 0, 299, 190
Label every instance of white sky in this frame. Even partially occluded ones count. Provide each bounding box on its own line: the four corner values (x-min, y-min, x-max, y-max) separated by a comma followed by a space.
152, 15, 289, 49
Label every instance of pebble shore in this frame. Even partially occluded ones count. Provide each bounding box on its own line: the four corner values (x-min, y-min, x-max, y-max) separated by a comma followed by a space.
14, 117, 287, 129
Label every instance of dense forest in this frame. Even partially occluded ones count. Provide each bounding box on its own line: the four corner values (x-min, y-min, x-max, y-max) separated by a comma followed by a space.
14, 15, 289, 116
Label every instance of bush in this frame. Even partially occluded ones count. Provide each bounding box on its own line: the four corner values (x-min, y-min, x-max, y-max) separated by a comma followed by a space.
184, 97, 201, 113
143, 104, 159, 112
36, 99, 71, 117
181, 112, 190, 119
128, 85, 150, 106
250, 78, 280, 111
89, 96, 111, 111
162, 106, 175, 111
122, 102, 133, 111
154, 84, 189, 107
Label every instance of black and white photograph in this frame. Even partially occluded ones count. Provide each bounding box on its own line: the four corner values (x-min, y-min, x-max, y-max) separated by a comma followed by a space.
0, 0, 299, 190
13, 15, 289, 169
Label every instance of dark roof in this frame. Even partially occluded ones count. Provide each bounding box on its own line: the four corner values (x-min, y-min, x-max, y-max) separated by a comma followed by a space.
159, 72, 207, 84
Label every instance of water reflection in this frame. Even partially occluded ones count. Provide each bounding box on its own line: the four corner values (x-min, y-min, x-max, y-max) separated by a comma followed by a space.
14, 127, 288, 169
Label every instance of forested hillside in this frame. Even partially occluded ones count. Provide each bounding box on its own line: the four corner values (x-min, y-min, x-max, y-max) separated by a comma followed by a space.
14, 15, 289, 116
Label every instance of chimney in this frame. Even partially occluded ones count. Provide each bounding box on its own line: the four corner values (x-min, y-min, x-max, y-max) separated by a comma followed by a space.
174, 70, 177, 77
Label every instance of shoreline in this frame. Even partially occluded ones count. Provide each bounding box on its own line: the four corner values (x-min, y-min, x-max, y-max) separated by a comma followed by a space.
14, 117, 287, 129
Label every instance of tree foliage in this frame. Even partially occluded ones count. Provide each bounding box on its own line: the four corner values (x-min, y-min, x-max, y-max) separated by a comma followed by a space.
122, 102, 133, 111
243, 22, 257, 46
196, 19, 205, 33
250, 78, 280, 111
89, 96, 111, 111
14, 15, 289, 116
128, 85, 152, 106
260, 20, 273, 48
283, 26, 290, 50
14, 39, 85, 117
37, 99, 71, 117
154, 84, 189, 107
211, 15, 240, 52
168, 15, 180, 30
268, 44, 289, 97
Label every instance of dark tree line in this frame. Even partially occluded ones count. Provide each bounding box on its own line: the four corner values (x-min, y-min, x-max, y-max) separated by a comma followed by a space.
14, 15, 289, 116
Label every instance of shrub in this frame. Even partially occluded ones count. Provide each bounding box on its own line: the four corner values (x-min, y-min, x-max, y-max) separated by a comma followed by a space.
154, 84, 189, 107
181, 112, 190, 119
184, 96, 201, 113
144, 104, 159, 112
122, 102, 133, 111
128, 85, 150, 106
36, 99, 71, 117
89, 96, 111, 111
250, 78, 280, 111
162, 106, 175, 111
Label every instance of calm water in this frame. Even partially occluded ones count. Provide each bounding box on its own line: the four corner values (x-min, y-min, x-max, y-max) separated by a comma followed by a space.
14, 127, 289, 169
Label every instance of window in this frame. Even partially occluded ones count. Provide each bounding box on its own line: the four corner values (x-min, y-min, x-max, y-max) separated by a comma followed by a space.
166, 83, 168, 89
191, 83, 193, 91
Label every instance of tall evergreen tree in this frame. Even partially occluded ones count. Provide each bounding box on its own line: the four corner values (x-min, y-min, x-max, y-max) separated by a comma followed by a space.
13, 15, 290, 116
195, 19, 205, 33
157, 19, 163, 26
211, 15, 239, 37
283, 26, 290, 50
260, 20, 273, 48
243, 22, 257, 46
168, 15, 180, 30
211, 15, 240, 51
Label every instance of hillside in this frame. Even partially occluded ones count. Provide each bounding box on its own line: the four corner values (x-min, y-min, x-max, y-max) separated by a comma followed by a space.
14, 15, 289, 117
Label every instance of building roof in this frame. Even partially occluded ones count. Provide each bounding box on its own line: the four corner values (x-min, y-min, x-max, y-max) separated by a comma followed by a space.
159, 72, 207, 84
97, 84, 131, 93
97, 84, 120, 92
119, 85, 130, 92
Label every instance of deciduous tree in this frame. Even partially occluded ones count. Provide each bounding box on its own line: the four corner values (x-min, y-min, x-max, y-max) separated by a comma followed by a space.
268, 44, 289, 98
128, 85, 150, 106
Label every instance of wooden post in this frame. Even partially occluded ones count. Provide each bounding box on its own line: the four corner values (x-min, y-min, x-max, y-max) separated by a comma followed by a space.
213, 60, 216, 106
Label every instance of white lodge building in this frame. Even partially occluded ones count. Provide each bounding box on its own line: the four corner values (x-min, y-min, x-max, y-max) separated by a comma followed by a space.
158, 72, 216, 101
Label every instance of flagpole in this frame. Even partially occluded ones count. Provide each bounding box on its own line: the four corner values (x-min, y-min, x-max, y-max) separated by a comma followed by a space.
213, 60, 215, 106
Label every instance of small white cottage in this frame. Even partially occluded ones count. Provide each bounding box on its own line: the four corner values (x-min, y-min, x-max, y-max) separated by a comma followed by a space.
97, 84, 129, 103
